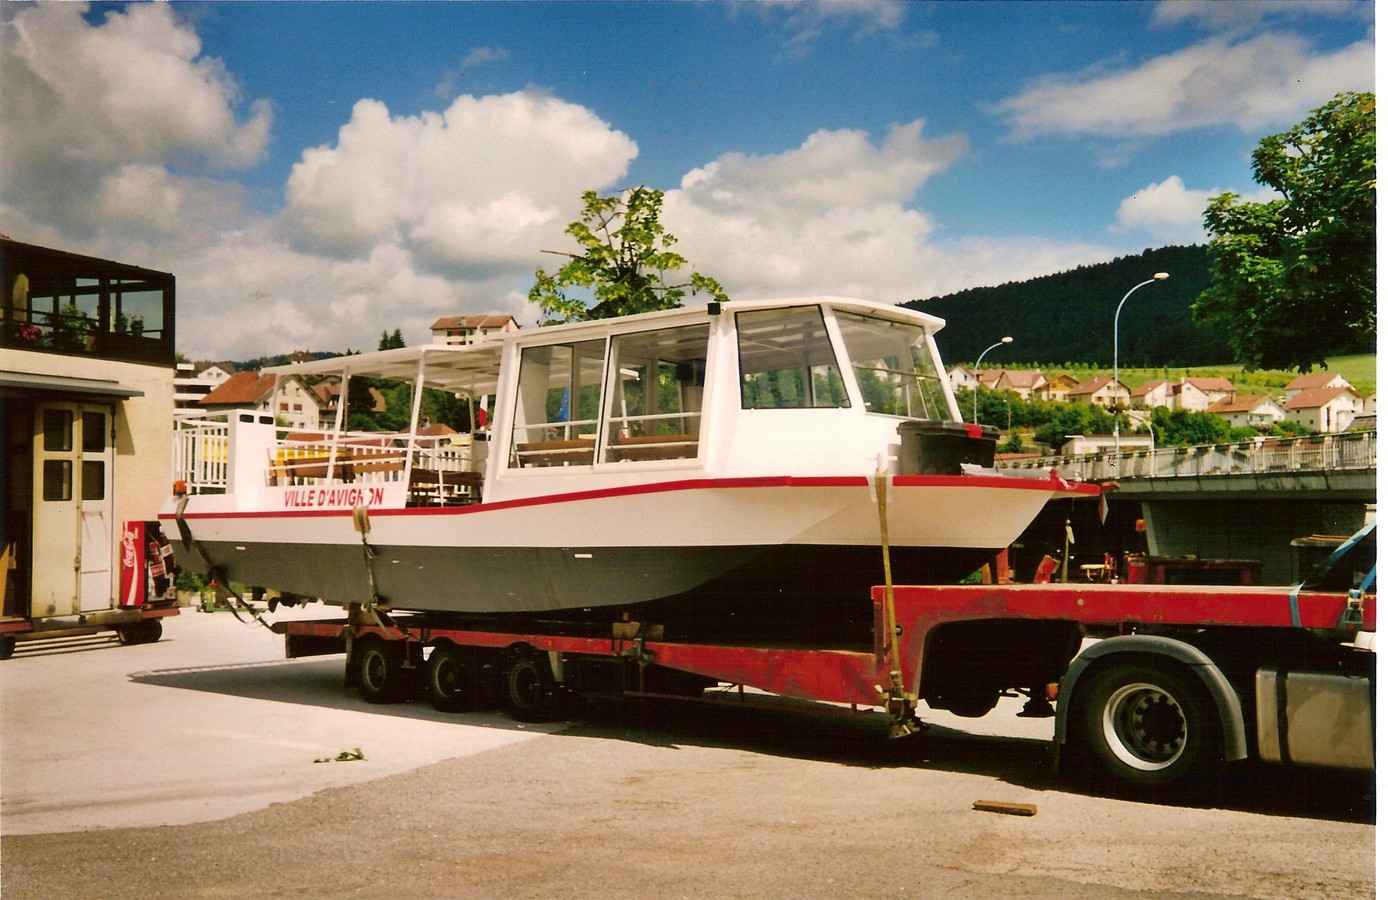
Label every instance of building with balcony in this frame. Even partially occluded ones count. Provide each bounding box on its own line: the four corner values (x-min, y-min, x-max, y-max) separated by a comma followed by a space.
0, 238, 176, 620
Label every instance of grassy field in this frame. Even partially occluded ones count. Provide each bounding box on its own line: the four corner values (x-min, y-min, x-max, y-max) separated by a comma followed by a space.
1039, 353, 1376, 398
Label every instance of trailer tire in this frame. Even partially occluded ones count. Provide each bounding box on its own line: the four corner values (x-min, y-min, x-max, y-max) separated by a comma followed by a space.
426, 644, 479, 712
1075, 662, 1217, 793
356, 639, 410, 704
0, 635, 14, 660
503, 651, 558, 723
141, 619, 163, 644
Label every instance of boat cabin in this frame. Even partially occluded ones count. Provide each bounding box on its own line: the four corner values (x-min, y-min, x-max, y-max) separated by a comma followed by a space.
174, 298, 963, 511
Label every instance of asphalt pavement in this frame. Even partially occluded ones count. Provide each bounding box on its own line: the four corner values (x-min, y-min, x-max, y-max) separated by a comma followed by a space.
1, 606, 1377, 898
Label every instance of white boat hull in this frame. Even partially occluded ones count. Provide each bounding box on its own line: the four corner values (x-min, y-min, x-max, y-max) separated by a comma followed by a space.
163, 473, 1091, 616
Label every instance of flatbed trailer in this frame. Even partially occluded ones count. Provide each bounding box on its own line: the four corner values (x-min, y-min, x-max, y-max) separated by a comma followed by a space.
273, 577, 1375, 793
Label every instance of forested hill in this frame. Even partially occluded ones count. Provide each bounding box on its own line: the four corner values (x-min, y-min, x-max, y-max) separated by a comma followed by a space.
905, 245, 1228, 367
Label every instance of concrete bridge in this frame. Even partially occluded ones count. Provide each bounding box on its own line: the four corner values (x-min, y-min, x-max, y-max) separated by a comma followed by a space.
1000, 432, 1376, 585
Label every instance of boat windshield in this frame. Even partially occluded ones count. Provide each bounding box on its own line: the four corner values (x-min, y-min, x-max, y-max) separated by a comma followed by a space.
834, 311, 951, 419
736, 307, 850, 409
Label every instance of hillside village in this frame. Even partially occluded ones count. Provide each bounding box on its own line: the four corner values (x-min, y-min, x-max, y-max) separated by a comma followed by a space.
948, 365, 1374, 437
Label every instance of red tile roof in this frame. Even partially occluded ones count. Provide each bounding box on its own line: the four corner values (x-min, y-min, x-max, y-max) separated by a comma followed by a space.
1182, 377, 1236, 392
1283, 386, 1361, 410
1285, 372, 1342, 392
1207, 394, 1278, 413
199, 370, 276, 407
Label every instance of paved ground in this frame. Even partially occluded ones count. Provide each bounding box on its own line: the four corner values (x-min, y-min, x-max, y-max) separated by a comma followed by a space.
1, 609, 1377, 898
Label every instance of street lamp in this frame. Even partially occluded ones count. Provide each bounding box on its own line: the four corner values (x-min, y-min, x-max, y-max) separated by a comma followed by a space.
972, 336, 1013, 425
1112, 273, 1169, 458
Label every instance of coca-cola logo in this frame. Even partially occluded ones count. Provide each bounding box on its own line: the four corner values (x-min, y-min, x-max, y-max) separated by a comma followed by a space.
122, 528, 138, 570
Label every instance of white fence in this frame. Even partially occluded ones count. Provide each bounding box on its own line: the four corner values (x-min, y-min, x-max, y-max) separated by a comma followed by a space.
1000, 431, 1376, 482
172, 418, 230, 494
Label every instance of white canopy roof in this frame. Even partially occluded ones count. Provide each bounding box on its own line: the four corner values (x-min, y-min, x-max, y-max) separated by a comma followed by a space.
265, 343, 503, 397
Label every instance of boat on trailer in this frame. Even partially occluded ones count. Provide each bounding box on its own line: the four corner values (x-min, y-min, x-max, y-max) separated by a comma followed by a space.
161, 297, 1097, 632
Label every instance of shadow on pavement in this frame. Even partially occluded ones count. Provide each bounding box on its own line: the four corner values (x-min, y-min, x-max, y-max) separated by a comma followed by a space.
130, 656, 1374, 825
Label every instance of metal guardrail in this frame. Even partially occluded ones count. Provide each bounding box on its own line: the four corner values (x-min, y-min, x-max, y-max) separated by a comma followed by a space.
999, 431, 1376, 482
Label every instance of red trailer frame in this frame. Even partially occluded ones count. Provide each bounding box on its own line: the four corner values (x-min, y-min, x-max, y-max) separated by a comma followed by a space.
278, 581, 1373, 712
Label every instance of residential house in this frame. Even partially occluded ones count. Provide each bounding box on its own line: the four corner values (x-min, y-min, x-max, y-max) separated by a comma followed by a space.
997, 369, 1047, 400
1132, 380, 1175, 409
945, 364, 974, 393
1038, 373, 1079, 402
173, 362, 234, 413
973, 368, 1006, 392
430, 314, 520, 346
962, 368, 1047, 400
1176, 377, 1236, 411
1283, 386, 1363, 433
1068, 376, 1129, 408
1206, 394, 1287, 429
199, 371, 324, 431
309, 377, 387, 429
1284, 372, 1351, 401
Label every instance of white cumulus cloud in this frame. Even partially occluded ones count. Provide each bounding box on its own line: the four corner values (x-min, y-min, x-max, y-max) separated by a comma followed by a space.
993, 31, 1373, 139
279, 91, 639, 268
665, 121, 1112, 302
1113, 176, 1214, 244
1112, 175, 1283, 245
0, 3, 271, 239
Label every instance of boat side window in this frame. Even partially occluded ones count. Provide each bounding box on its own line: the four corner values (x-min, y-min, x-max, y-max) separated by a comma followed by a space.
736, 308, 849, 409
835, 311, 951, 419
604, 323, 709, 462
510, 339, 605, 467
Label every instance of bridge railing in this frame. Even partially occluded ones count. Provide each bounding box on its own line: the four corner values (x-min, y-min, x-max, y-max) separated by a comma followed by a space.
998, 431, 1376, 482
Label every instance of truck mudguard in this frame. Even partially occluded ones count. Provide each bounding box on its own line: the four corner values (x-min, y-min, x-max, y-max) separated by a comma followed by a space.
1054, 634, 1249, 762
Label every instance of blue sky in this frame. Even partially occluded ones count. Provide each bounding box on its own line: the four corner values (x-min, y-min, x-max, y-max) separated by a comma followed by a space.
0, 1, 1373, 359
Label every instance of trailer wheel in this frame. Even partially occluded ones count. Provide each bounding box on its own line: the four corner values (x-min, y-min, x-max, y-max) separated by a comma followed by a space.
503, 651, 558, 723
426, 644, 479, 712
0, 635, 14, 660
1075, 663, 1216, 792
356, 639, 410, 704
140, 620, 163, 644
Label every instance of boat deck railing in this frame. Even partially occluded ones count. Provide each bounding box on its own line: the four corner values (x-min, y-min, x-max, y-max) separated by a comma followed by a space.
174, 416, 484, 503
173, 417, 230, 494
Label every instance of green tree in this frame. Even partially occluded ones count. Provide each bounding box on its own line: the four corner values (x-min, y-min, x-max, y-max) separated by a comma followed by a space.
377, 328, 405, 351
1033, 403, 1120, 451
530, 187, 728, 324
1195, 92, 1375, 371
1147, 407, 1232, 447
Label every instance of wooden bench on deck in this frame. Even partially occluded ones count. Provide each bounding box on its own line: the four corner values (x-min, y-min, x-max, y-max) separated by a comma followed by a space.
515, 439, 596, 467
608, 433, 699, 462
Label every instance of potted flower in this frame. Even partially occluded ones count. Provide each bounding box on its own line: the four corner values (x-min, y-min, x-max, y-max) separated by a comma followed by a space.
130, 314, 145, 336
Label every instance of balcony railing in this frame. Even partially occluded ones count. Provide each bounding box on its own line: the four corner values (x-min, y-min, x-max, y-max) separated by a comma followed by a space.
1, 307, 174, 366
999, 431, 1376, 482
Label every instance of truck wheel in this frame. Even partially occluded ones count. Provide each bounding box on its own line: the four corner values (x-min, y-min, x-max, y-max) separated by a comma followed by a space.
426, 644, 478, 712
116, 624, 142, 645
140, 619, 163, 644
503, 651, 558, 723
1076, 663, 1216, 792
356, 639, 410, 704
